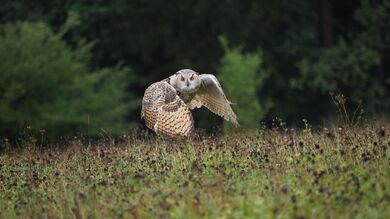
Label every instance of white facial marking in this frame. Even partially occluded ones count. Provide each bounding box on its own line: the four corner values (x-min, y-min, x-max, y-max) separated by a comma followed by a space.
173, 69, 201, 93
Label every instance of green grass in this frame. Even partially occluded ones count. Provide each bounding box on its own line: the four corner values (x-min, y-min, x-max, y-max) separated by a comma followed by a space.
1, 123, 389, 218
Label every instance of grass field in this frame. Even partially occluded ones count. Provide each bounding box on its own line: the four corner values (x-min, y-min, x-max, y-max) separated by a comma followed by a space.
1, 122, 389, 218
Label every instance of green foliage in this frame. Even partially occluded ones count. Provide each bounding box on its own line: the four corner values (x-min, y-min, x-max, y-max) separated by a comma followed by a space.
0, 0, 324, 128
0, 0, 389, 133
295, 1, 390, 115
218, 37, 268, 132
0, 21, 136, 139
0, 123, 389, 218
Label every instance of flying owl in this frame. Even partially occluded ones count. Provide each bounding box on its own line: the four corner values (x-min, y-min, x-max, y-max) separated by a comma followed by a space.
141, 69, 239, 137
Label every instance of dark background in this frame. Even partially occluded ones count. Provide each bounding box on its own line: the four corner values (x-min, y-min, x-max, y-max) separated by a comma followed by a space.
0, 0, 389, 139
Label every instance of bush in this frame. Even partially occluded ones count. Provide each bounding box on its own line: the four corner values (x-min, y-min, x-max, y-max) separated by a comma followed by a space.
218, 37, 268, 132
0, 21, 136, 140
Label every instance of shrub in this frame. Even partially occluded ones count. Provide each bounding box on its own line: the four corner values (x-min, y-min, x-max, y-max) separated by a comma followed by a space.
0, 21, 135, 140
218, 37, 268, 132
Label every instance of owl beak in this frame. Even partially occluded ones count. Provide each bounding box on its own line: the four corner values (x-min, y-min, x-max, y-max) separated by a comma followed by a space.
186, 81, 190, 87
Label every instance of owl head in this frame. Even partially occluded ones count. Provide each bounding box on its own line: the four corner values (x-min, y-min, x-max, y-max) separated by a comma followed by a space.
171, 69, 201, 93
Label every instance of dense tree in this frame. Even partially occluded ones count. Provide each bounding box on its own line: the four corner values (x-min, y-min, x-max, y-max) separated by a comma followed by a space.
296, 0, 390, 116
0, 20, 136, 139
0, 0, 388, 138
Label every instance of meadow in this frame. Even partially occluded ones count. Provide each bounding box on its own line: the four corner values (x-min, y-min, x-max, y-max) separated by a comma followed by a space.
0, 122, 389, 218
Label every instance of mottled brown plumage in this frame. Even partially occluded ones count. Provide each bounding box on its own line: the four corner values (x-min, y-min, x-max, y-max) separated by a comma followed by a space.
141, 81, 194, 137
141, 69, 238, 137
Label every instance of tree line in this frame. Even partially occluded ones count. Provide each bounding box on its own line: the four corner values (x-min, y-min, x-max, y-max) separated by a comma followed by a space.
0, 0, 389, 140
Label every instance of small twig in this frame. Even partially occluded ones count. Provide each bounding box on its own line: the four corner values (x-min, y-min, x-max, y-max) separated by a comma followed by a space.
341, 103, 351, 127
329, 92, 344, 124
351, 100, 363, 126
40, 129, 45, 151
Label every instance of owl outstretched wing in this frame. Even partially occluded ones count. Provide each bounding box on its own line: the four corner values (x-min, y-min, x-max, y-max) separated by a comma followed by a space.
141, 81, 194, 137
187, 74, 239, 127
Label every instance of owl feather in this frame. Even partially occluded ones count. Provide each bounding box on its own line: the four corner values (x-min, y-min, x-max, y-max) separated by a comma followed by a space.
141, 81, 194, 137
141, 69, 238, 137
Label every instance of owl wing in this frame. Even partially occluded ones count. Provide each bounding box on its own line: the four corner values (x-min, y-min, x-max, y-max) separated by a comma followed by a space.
187, 74, 239, 127
141, 81, 194, 137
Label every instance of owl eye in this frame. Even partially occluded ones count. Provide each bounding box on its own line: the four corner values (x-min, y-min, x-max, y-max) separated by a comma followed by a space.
180, 76, 185, 81
190, 75, 194, 81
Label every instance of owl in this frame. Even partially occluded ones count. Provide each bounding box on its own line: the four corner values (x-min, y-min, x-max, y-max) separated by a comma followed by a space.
141, 69, 239, 137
